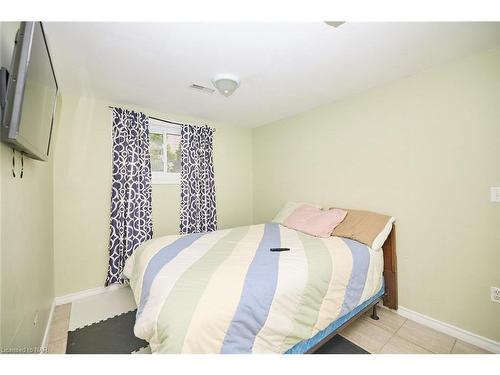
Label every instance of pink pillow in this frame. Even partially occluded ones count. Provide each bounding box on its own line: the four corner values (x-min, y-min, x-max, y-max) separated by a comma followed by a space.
282, 205, 347, 238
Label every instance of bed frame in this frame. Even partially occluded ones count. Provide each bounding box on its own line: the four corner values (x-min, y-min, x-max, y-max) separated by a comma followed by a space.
307, 224, 398, 353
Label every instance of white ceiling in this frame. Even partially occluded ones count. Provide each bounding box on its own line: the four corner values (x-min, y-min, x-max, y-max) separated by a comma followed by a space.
43, 22, 500, 127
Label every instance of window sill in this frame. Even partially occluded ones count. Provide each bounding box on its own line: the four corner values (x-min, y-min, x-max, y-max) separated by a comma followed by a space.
152, 173, 180, 185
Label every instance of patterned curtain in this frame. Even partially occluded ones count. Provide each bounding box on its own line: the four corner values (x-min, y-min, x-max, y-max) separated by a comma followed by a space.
180, 124, 217, 234
105, 108, 153, 286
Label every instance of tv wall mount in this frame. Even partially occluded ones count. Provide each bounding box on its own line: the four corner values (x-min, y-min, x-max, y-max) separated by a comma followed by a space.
0, 67, 8, 123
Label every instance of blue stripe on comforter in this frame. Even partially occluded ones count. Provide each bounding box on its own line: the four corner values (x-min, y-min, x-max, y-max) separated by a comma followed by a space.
137, 233, 205, 317
339, 238, 371, 315
220, 223, 281, 353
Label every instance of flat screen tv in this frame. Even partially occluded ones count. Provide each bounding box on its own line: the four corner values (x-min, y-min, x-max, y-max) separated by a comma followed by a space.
1, 22, 58, 161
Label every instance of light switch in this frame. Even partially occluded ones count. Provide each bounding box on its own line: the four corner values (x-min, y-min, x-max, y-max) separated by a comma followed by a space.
491, 187, 500, 202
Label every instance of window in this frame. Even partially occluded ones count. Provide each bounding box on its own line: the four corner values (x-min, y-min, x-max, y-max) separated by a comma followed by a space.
148, 118, 181, 184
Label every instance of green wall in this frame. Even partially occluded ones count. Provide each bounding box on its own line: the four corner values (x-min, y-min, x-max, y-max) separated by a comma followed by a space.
0, 22, 55, 351
252, 48, 500, 341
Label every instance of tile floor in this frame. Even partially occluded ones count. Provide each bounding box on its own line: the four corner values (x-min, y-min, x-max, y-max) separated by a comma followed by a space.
46, 287, 491, 354
340, 307, 490, 354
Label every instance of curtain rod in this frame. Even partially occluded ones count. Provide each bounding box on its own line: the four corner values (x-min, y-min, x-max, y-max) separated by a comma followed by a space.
107, 105, 215, 131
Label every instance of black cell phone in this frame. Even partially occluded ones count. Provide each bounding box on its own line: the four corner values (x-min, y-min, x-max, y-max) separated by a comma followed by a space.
270, 248, 290, 252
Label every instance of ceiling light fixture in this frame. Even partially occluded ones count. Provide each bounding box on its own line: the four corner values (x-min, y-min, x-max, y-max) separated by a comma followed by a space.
325, 21, 345, 28
212, 74, 240, 97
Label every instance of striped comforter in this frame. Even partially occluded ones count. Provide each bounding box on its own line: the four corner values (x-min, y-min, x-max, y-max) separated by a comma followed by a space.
123, 223, 384, 353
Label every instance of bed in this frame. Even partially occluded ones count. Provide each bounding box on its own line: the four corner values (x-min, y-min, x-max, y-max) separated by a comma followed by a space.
123, 222, 397, 354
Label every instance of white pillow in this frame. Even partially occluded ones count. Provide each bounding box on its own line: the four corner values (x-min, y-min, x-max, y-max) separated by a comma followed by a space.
371, 216, 395, 250
272, 201, 322, 224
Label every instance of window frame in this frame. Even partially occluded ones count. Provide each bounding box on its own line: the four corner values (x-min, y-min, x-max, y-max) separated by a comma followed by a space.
148, 118, 182, 185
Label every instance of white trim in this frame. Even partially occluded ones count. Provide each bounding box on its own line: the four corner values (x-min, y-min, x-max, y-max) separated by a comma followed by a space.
54, 284, 127, 306
40, 299, 56, 354
385, 304, 500, 353
149, 120, 181, 185
149, 119, 181, 135
151, 171, 181, 185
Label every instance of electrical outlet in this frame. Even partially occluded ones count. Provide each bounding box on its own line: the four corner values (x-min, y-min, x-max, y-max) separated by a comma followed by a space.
491, 287, 500, 304
490, 187, 500, 202
33, 310, 39, 326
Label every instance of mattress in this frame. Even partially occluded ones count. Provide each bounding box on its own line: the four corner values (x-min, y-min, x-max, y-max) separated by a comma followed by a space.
123, 223, 384, 353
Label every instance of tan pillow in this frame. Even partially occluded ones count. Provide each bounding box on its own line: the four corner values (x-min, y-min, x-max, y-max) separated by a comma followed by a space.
330, 209, 394, 249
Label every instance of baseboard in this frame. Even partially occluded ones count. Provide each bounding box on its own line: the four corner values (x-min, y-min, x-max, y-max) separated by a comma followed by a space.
393, 305, 500, 354
52, 285, 500, 353
40, 299, 56, 354
55, 284, 127, 306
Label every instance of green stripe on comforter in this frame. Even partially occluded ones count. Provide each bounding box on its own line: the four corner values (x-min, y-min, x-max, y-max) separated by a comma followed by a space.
281, 233, 332, 350
155, 226, 250, 353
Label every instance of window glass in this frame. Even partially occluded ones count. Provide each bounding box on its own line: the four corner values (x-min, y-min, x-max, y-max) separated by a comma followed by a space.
149, 132, 164, 172
165, 134, 181, 173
